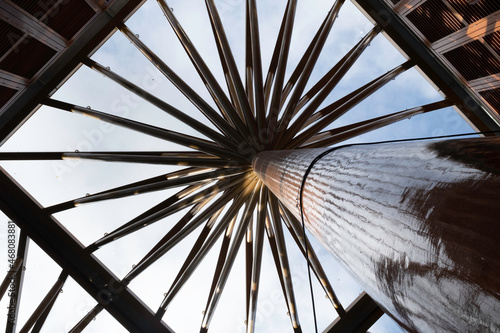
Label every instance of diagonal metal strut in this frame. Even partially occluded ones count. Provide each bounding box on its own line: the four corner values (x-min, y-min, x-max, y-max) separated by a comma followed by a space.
0, 167, 174, 333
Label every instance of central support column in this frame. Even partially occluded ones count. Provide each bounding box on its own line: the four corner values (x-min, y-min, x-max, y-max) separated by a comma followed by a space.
252, 138, 500, 332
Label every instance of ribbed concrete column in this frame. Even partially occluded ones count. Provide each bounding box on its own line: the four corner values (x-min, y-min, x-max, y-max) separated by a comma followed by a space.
252, 138, 500, 332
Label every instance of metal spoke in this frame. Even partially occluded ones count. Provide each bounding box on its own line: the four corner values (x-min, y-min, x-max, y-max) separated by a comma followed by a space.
200, 216, 236, 333
245, 214, 253, 322
217, 33, 245, 122
280, 25, 382, 146
157, 177, 257, 316
44, 99, 245, 161
18, 271, 68, 333
204, 0, 259, 142
285, 60, 414, 149
163, 206, 224, 293
157, 0, 254, 143
246, 187, 268, 333
82, 58, 246, 155
120, 24, 246, 145
263, 200, 294, 330
279, 203, 345, 315
296, 25, 381, 114
90, 177, 244, 249
0, 256, 23, 301
263, 1, 289, 110
273, 0, 345, 147
122, 178, 254, 284
280, 18, 326, 107
0, 151, 248, 168
247, 0, 266, 143
68, 304, 104, 333
268, 193, 301, 331
61, 168, 244, 210
6, 230, 28, 333
266, 0, 298, 146
245, 0, 255, 119
201, 181, 261, 331
122, 197, 215, 283
45, 167, 210, 213
303, 99, 453, 148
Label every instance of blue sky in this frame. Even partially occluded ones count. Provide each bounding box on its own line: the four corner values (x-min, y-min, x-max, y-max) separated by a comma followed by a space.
0, 0, 476, 332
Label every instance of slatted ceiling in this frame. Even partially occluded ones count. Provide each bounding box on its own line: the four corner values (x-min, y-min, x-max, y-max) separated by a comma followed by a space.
0, 20, 23, 56
484, 31, 500, 55
0, 36, 56, 78
443, 40, 500, 81
446, 0, 500, 25
0, 87, 18, 108
406, 0, 465, 43
10, 0, 45, 18
455, 51, 500, 83
480, 88, 500, 115
46, 1, 95, 40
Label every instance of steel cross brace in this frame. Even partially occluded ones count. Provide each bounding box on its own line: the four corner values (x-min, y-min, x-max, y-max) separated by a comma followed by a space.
0, 167, 174, 333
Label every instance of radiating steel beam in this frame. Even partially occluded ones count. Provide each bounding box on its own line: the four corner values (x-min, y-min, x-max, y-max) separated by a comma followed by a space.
19, 271, 68, 333
352, 0, 500, 133
201, 182, 261, 330
279, 203, 344, 315
263, 1, 288, 111
0, 0, 147, 146
68, 303, 104, 333
303, 99, 453, 148
246, 187, 267, 333
253, 138, 500, 332
158, 177, 257, 317
157, 0, 254, 144
0, 151, 247, 168
204, 0, 259, 141
44, 98, 246, 161
119, 24, 245, 145
83, 58, 246, 155
266, 0, 297, 146
0, 167, 174, 333
91, 177, 242, 249
122, 197, 216, 283
247, 0, 266, 141
267, 193, 301, 332
285, 61, 413, 149
273, 0, 344, 145
0, 257, 22, 302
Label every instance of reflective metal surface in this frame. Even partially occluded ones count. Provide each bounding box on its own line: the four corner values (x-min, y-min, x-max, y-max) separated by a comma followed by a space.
253, 138, 500, 332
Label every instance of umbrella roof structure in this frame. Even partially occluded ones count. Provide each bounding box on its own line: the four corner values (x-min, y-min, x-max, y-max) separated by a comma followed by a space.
0, 0, 498, 332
